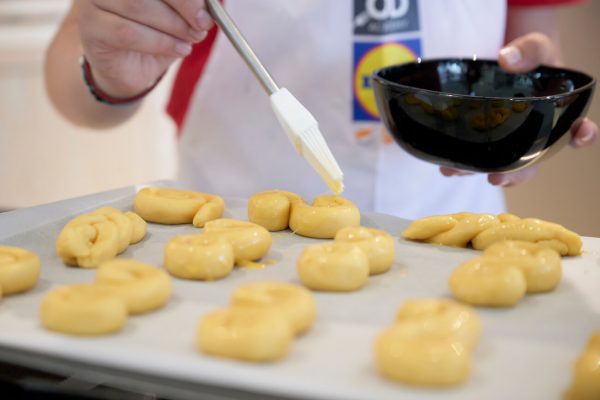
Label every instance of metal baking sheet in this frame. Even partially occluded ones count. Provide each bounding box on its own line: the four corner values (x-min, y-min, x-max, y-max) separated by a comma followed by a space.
0, 184, 598, 400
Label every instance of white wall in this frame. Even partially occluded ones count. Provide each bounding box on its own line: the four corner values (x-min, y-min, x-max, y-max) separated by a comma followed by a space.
0, 0, 177, 209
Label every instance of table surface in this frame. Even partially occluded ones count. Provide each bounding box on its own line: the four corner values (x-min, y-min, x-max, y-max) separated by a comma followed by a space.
0, 184, 598, 400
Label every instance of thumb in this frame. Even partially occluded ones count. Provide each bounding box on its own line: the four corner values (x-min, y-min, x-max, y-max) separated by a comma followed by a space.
498, 32, 560, 73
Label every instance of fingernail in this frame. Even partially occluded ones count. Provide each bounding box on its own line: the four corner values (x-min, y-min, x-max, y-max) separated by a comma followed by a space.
195, 9, 213, 31
499, 46, 522, 66
189, 29, 208, 42
175, 41, 192, 56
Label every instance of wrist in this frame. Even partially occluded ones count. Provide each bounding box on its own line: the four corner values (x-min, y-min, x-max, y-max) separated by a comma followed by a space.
80, 56, 163, 106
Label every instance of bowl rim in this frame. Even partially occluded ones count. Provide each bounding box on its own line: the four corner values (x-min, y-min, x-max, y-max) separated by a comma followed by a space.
372, 58, 596, 102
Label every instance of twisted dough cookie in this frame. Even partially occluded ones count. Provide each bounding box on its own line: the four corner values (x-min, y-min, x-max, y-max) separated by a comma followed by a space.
375, 299, 480, 387
289, 195, 360, 239
164, 233, 234, 281
56, 208, 147, 268
334, 227, 395, 275
297, 242, 369, 292
248, 190, 304, 231
196, 306, 293, 362
450, 240, 563, 307
230, 282, 316, 335
203, 219, 272, 263
96, 259, 172, 314
0, 246, 41, 295
40, 284, 128, 336
566, 331, 600, 400
134, 187, 224, 227
403, 212, 582, 256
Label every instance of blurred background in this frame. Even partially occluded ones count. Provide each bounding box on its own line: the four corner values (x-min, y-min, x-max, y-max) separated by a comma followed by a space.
0, 0, 598, 235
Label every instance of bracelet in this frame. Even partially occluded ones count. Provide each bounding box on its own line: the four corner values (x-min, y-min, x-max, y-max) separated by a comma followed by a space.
79, 56, 162, 106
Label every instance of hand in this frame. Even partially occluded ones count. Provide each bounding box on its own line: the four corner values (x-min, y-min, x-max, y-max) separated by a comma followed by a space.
78, 0, 214, 98
442, 32, 598, 187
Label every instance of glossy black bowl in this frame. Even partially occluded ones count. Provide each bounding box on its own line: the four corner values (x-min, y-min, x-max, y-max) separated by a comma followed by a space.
372, 59, 595, 172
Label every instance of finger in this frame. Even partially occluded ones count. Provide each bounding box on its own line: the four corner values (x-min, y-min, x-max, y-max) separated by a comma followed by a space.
498, 32, 559, 73
163, 0, 213, 31
83, 7, 193, 57
440, 167, 474, 177
570, 117, 599, 148
91, 0, 207, 43
488, 165, 539, 187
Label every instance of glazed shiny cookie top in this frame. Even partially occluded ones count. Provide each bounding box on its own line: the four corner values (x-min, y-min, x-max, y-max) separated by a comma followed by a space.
402, 212, 582, 256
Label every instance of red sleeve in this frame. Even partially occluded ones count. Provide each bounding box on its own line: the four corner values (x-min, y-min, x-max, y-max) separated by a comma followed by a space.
166, 26, 219, 134
508, 0, 586, 6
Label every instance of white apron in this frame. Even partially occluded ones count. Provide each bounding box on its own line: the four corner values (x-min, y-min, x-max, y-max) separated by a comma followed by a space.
177, 0, 507, 219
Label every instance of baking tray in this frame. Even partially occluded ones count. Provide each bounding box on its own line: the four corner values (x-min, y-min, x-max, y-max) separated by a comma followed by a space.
0, 184, 599, 400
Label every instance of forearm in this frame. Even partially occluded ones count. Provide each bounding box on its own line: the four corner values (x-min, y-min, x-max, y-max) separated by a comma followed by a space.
44, 4, 141, 129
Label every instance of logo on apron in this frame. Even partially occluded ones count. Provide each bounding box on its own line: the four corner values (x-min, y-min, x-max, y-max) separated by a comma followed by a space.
353, 0, 419, 35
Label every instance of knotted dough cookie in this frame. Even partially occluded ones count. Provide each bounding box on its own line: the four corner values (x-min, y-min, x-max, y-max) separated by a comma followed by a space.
248, 190, 304, 231
403, 212, 582, 256
56, 208, 147, 268
96, 259, 172, 314
196, 306, 293, 362
0, 246, 41, 295
334, 227, 395, 275
230, 282, 317, 335
133, 187, 224, 227
565, 331, 600, 400
297, 242, 369, 292
375, 299, 481, 387
40, 284, 128, 336
164, 233, 234, 281
289, 195, 360, 239
203, 219, 272, 263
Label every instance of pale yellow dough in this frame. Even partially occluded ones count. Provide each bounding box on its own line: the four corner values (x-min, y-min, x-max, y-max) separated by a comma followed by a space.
196, 307, 293, 362
289, 195, 360, 239
297, 242, 369, 292
40, 284, 127, 336
133, 187, 224, 227
334, 226, 395, 275
230, 282, 317, 335
248, 190, 304, 231
374, 298, 480, 387
449, 257, 527, 307
125, 211, 147, 244
403, 212, 582, 256
483, 241, 562, 293
203, 219, 272, 263
566, 331, 600, 400
91, 207, 134, 253
164, 233, 234, 280
96, 259, 172, 314
0, 246, 41, 295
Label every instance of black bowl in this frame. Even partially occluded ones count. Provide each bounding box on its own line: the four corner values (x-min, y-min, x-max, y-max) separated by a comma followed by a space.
372, 59, 595, 173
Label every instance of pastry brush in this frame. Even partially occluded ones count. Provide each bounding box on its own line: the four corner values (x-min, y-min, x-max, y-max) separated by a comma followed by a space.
206, 0, 344, 194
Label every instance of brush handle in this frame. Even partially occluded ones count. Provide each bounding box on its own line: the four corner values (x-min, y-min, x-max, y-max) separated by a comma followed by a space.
206, 0, 279, 95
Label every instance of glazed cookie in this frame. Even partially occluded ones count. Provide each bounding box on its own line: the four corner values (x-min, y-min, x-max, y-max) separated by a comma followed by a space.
375, 309, 475, 387
203, 219, 272, 263
297, 242, 369, 292
230, 282, 317, 335
449, 257, 527, 307
334, 227, 395, 275
196, 307, 293, 362
565, 331, 600, 400
0, 246, 41, 295
289, 195, 360, 239
56, 214, 120, 268
483, 241, 562, 293
96, 259, 172, 314
40, 284, 128, 336
403, 212, 582, 256
395, 298, 481, 350
133, 187, 224, 227
164, 233, 234, 281
248, 190, 304, 231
